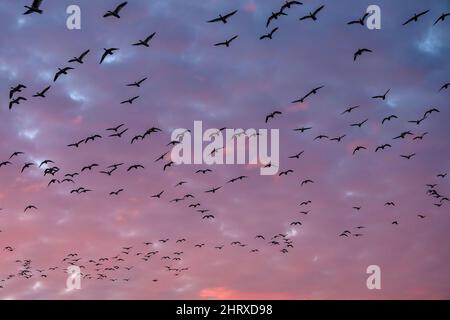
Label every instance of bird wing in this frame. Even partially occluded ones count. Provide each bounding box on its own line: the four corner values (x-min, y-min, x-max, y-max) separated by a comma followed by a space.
313, 5, 324, 15
115, 2, 128, 13
223, 10, 238, 19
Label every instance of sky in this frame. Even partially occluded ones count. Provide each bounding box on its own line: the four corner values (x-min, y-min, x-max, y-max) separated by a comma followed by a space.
0, 0, 450, 299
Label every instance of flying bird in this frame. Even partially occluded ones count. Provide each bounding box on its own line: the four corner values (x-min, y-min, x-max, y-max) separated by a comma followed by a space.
68, 50, 90, 64
266, 10, 287, 28
24, 0, 43, 15
207, 10, 238, 24
353, 146, 367, 155
127, 77, 147, 87
265, 111, 282, 123
372, 89, 390, 100
375, 144, 392, 152
402, 10, 429, 26
382, 114, 398, 124
103, 2, 128, 18
347, 12, 370, 26
299, 5, 324, 21
353, 48, 372, 61
53, 67, 74, 82
281, 1, 303, 11
434, 13, 450, 25
260, 27, 279, 40
9, 84, 27, 99
132, 32, 156, 47
214, 35, 238, 47
120, 96, 140, 104
350, 119, 368, 128
341, 106, 359, 114
9, 96, 27, 110
288, 151, 304, 159
439, 83, 450, 91
400, 153, 416, 160
292, 86, 324, 103
33, 86, 51, 98
100, 48, 119, 64
279, 170, 294, 176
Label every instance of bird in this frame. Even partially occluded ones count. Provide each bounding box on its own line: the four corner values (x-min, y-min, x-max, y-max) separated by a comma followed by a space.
408, 116, 427, 126
260, 27, 279, 40
109, 128, 128, 138
330, 135, 346, 142
207, 10, 238, 24
100, 48, 119, 64
400, 153, 416, 160
0, 161, 12, 168
85, 134, 102, 144
109, 189, 124, 196
24, 0, 43, 15
437, 173, 447, 178
103, 2, 128, 18
266, 10, 287, 28
354, 48, 372, 61
439, 83, 450, 91
39, 160, 54, 167
279, 170, 294, 176
24, 205, 37, 213
372, 89, 390, 100
350, 119, 368, 128
341, 106, 359, 114
106, 124, 125, 132
385, 202, 395, 206
393, 131, 413, 140
281, 1, 303, 11
382, 115, 398, 124
347, 12, 370, 26
163, 161, 174, 171
9, 151, 24, 159
299, 5, 324, 21
126, 77, 147, 87
434, 13, 450, 25
67, 139, 85, 148
418, 214, 426, 219
9, 84, 27, 99
127, 164, 144, 171
300, 179, 314, 186
68, 50, 90, 64
21, 163, 34, 173
227, 176, 247, 183
292, 86, 324, 103
9, 96, 27, 110
288, 151, 304, 159
314, 135, 328, 141
132, 32, 156, 47
265, 111, 282, 123
120, 96, 140, 104
53, 67, 74, 82
205, 186, 222, 193
375, 144, 392, 152
196, 169, 212, 174
33, 86, 51, 98
402, 10, 429, 26
151, 191, 164, 198
81, 164, 99, 172
290, 221, 302, 226
424, 108, 440, 118
293, 127, 312, 133
353, 146, 367, 155
214, 35, 238, 47
202, 215, 215, 220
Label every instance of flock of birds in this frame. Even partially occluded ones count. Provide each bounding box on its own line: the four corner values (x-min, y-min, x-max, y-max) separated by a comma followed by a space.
0, 0, 449, 294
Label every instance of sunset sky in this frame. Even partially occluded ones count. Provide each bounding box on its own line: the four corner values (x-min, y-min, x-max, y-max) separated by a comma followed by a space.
0, 0, 449, 299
